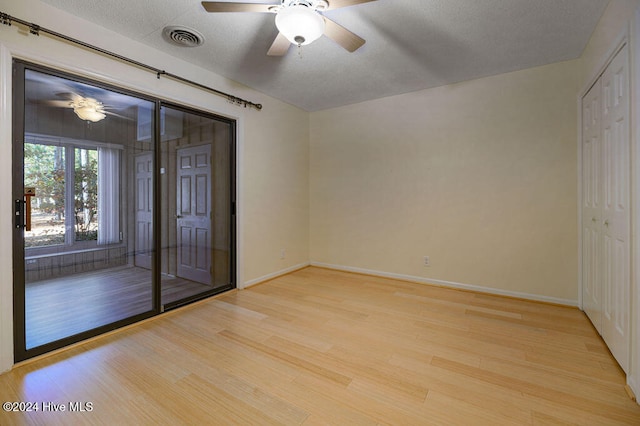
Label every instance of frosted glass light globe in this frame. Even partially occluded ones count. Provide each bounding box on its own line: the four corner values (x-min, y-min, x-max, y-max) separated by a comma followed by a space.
275, 5, 325, 46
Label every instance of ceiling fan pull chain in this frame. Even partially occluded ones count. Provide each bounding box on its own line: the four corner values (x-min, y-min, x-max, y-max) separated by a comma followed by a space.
297, 43, 303, 59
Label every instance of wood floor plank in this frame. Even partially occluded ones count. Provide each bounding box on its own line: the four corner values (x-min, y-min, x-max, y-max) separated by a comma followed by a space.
431, 356, 640, 424
478, 356, 632, 405
1, 266, 639, 424
218, 329, 353, 387
424, 390, 527, 425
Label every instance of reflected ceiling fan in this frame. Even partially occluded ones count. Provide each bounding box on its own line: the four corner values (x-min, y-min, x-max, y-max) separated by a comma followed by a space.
201, 0, 377, 56
41, 92, 132, 123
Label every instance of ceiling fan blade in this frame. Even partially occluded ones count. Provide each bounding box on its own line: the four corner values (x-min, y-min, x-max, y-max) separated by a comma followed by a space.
104, 111, 134, 121
325, 0, 377, 10
323, 17, 365, 52
55, 91, 81, 100
41, 100, 73, 107
201, 2, 277, 13
267, 32, 291, 56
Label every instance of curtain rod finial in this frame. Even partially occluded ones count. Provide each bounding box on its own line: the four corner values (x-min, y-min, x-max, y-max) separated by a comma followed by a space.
1, 13, 12, 26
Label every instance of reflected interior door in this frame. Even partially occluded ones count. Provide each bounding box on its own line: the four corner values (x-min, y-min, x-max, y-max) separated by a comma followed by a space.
135, 152, 153, 269
176, 144, 212, 284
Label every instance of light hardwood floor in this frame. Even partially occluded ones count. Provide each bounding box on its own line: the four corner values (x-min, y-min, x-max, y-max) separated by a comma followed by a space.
1, 266, 639, 425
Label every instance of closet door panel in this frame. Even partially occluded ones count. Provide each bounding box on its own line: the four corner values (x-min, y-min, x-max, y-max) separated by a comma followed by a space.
581, 80, 602, 332
600, 44, 630, 373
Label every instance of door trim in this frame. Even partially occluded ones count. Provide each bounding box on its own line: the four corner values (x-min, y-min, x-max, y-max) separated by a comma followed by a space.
0, 44, 14, 373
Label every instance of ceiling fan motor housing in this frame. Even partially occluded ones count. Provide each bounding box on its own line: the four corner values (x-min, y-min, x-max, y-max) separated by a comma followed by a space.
281, 0, 328, 10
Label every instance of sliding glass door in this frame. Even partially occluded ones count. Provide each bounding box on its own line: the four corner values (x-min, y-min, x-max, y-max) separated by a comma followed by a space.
13, 61, 235, 361
159, 105, 235, 308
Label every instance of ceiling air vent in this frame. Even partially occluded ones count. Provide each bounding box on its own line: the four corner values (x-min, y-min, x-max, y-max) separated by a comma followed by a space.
162, 26, 205, 47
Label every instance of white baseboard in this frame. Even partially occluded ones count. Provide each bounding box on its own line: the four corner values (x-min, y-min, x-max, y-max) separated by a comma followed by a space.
628, 375, 639, 405
310, 261, 578, 307
242, 262, 310, 289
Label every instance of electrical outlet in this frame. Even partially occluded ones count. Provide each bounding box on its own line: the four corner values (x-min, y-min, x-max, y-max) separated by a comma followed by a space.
423, 256, 430, 267
280, 249, 286, 259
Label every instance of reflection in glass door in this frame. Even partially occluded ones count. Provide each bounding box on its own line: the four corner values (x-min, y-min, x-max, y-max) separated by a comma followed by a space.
159, 105, 234, 307
13, 63, 157, 359
13, 62, 236, 361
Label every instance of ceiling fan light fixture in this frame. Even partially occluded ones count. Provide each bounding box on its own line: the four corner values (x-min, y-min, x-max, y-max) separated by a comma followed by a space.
275, 5, 325, 46
71, 98, 106, 122
74, 106, 106, 122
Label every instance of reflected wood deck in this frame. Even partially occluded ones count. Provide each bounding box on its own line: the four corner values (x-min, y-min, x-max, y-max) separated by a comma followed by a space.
2, 266, 639, 424
26, 266, 212, 348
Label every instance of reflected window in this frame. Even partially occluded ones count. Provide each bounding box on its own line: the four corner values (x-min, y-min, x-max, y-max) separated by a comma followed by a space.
24, 140, 118, 249
24, 143, 66, 247
23, 69, 148, 254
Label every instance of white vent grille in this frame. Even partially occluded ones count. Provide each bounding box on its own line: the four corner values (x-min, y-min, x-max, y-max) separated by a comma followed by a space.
162, 26, 204, 47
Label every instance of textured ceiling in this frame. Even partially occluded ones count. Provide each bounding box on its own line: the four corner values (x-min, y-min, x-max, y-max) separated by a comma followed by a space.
38, 0, 609, 111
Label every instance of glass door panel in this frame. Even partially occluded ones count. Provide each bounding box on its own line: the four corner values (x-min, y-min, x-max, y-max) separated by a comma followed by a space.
13, 61, 236, 361
159, 105, 234, 307
15, 64, 157, 357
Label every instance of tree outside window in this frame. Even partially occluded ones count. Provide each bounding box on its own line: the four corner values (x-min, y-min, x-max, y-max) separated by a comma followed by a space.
74, 148, 98, 242
24, 143, 98, 248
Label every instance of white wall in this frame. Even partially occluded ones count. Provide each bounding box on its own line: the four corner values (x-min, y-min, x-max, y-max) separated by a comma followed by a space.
310, 59, 579, 303
635, 3, 640, 403
242, 101, 310, 286
0, 0, 309, 373
635, 6, 640, 401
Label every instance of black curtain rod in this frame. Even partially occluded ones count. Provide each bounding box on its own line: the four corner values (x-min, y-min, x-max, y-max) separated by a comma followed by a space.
0, 11, 263, 110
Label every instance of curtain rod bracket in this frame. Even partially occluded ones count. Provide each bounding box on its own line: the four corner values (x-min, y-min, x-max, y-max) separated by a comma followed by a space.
156, 70, 166, 80
29, 24, 40, 36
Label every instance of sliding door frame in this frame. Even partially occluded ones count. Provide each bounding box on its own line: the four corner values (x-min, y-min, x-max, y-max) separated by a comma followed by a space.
12, 60, 236, 361
159, 100, 237, 311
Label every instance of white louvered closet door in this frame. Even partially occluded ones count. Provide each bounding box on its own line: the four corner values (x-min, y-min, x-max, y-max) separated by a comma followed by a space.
582, 44, 631, 374
582, 78, 602, 334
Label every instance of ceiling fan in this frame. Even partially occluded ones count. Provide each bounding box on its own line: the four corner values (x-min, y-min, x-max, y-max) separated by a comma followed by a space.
42, 92, 131, 123
26, 70, 138, 122
201, 0, 377, 56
